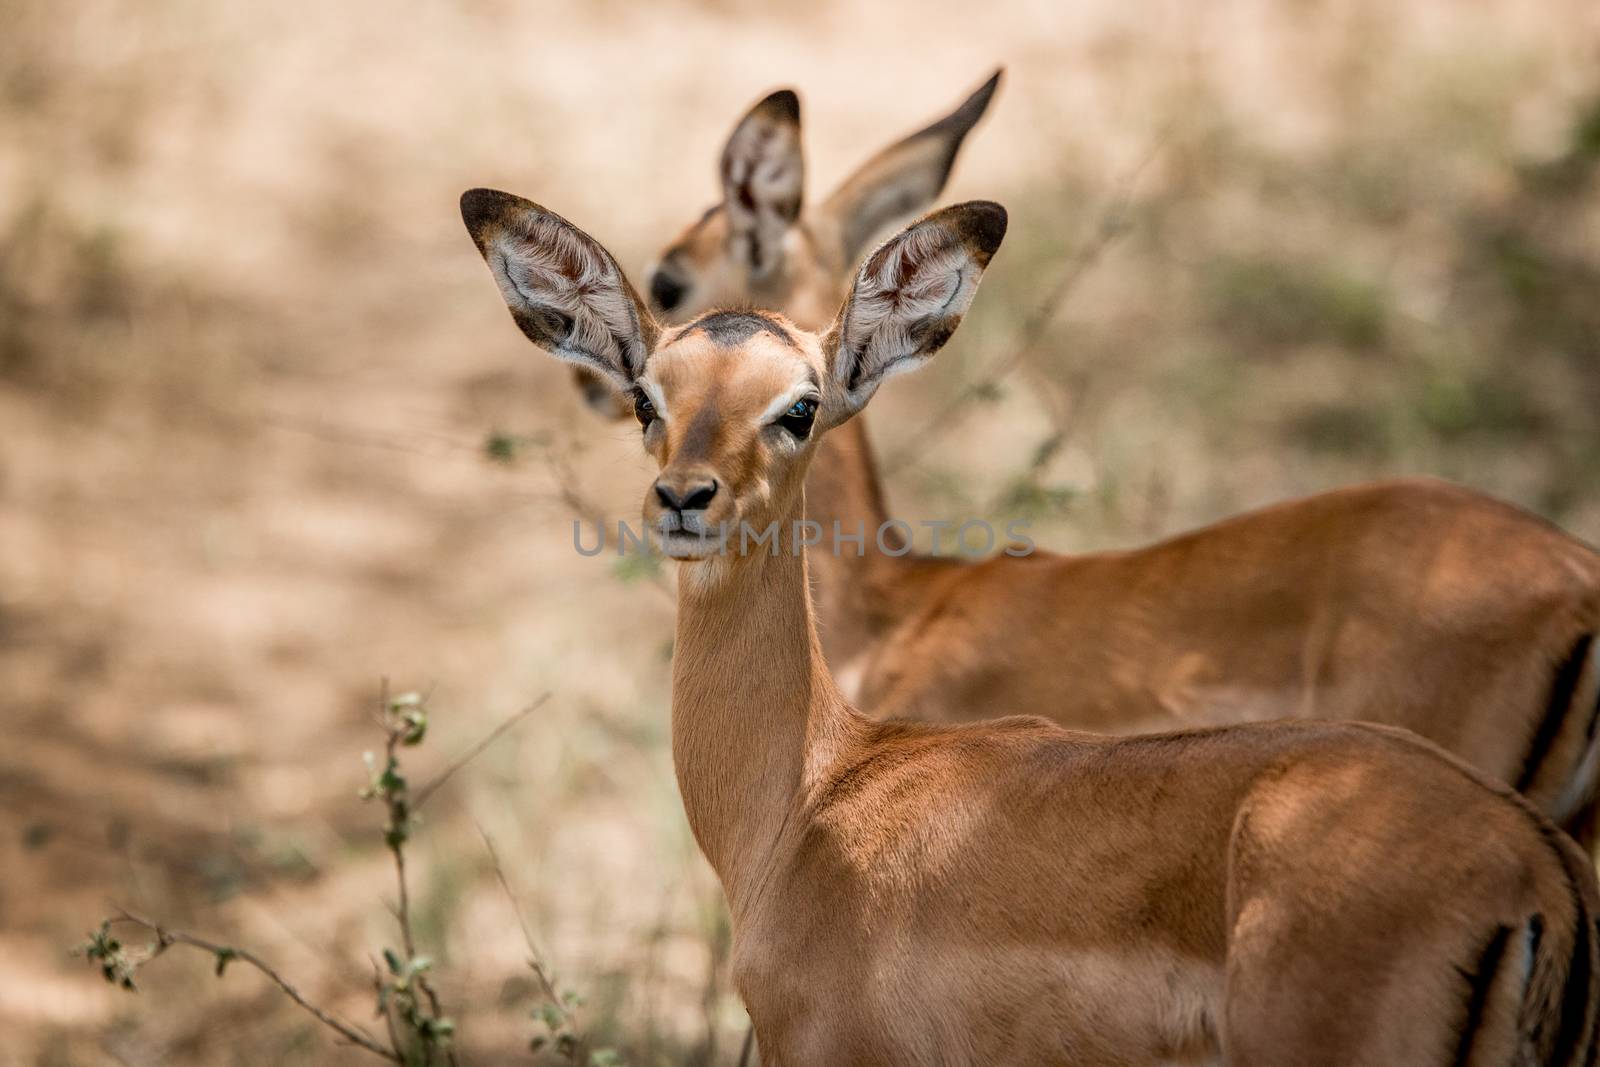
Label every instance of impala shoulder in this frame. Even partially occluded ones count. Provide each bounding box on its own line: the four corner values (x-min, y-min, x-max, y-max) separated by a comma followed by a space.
806, 718, 1079, 832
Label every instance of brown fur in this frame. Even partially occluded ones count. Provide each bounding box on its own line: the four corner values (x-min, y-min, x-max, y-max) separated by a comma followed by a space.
462, 194, 1600, 1064
622, 83, 1600, 848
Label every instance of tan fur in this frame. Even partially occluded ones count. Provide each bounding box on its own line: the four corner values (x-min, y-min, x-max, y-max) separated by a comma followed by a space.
624, 83, 1600, 847
462, 193, 1600, 1065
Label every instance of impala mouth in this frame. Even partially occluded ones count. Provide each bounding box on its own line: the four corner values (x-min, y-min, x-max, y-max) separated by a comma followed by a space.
653, 517, 728, 559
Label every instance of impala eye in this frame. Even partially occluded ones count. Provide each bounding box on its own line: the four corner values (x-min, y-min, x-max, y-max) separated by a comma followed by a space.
633, 389, 656, 429
777, 397, 818, 440
649, 271, 686, 314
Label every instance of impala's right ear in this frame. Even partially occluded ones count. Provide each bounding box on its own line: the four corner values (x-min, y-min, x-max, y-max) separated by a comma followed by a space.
460, 188, 658, 391
720, 89, 804, 281
825, 201, 1006, 416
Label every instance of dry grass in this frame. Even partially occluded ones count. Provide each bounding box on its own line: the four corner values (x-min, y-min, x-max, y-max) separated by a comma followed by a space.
2, 1, 1598, 1063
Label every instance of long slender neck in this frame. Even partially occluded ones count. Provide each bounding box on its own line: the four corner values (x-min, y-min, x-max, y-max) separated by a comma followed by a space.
670, 487, 863, 912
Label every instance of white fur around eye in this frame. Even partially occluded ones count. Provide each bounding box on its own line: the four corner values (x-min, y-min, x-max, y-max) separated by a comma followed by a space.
637, 379, 670, 422
759, 381, 822, 424
488, 214, 646, 388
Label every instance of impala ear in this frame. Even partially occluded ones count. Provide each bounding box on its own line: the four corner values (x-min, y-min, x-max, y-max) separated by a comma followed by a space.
825, 201, 1007, 414
460, 188, 658, 390
820, 69, 1001, 271
721, 89, 804, 282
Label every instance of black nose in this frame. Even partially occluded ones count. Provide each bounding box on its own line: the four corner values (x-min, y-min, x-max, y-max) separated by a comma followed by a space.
655, 479, 718, 512
650, 271, 687, 313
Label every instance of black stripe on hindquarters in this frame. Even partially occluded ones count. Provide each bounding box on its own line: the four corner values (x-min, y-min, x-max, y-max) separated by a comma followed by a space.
1586, 918, 1600, 1067
1517, 634, 1595, 793
1549, 900, 1593, 1067
1450, 923, 1513, 1067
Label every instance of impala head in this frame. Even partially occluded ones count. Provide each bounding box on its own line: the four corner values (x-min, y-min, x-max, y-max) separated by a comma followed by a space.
461, 189, 1006, 561
571, 70, 1002, 417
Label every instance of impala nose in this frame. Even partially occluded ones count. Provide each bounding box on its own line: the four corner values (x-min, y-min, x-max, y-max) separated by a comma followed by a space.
654, 478, 718, 513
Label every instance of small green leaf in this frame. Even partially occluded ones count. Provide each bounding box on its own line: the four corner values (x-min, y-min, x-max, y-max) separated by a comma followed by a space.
378, 760, 406, 795
213, 947, 237, 977
400, 709, 427, 746
484, 431, 528, 464
383, 948, 403, 975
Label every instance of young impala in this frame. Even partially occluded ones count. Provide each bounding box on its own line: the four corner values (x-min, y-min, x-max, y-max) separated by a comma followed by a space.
463, 189, 1600, 1066
595, 76, 1600, 845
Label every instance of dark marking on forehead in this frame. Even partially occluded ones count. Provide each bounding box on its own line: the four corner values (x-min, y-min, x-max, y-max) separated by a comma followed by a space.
683, 310, 796, 348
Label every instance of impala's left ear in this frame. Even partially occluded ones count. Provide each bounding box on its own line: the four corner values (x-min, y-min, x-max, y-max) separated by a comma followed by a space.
820, 69, 1001, 272
720, 89, 804, 282
460, 188, 658, 391
824, 201, 1007, 416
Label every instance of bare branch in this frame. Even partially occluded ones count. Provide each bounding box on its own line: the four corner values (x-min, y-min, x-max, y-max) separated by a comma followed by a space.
536, 439, 676, 607
107, 909, 399, 1063
413, 693, 552, 810
80, 687, 555, 1066
372, 955, 405, 1056
884, 127, 1171, 475
477, 825, 562, 1008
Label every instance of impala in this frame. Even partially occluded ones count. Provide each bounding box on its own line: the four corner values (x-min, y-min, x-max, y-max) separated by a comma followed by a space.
600, 76, 1600, 846
463, 190, 1600, 1066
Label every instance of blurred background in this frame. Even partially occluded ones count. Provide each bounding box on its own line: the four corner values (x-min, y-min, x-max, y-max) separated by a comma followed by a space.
2, 0, 1598, 1062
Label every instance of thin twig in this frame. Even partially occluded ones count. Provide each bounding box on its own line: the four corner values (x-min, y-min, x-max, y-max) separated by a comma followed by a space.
252, 402, 490, 461
108, 908, 398, 1063
479, 824, 596, 1064
413, 693, 551, 810
538, 439, 676, 607
884, 127, 1171, 475
369, 953, 403, 1055
476, 825, 562, 1007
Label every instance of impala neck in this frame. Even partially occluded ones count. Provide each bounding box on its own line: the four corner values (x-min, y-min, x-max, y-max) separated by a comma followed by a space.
670, 486, 863, 910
